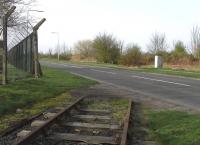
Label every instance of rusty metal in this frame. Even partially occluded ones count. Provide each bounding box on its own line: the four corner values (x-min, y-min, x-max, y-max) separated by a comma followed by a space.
12, 96, 84, 145
10, 97, 131, 145
120, 99, 132, 145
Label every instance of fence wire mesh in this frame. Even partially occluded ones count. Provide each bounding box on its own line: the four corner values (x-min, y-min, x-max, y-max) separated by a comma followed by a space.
8, 33, 34, 74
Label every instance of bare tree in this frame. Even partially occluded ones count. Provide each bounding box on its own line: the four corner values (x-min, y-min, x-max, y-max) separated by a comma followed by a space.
74, 40, 95, 59
61, 43, 66, 54
0, 0, 41, 50
147, 32, 168, 54
190, 25, 200, 59
0, 0, 36, 27
61, 43, 71, 55
118, 40, 124, 54
48, 48, 53, 57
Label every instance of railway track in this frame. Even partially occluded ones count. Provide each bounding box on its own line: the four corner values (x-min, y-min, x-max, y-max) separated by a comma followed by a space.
0, 96, 132, 145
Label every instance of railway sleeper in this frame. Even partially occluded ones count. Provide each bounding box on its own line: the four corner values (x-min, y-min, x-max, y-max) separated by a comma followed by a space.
47, 133, 119, 145
72, 114, 112, 123
78, 109, 111, 115
4, 97, 131, 145
63, 122, 121, 130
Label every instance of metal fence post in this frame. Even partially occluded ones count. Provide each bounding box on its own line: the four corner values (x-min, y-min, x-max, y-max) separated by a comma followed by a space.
32, 18, 46, 78
2, 16, 7, 85
1, 6, 16, 85
0, 17, 3, 84
33, 30, 38, 78
7, 18, 45, 78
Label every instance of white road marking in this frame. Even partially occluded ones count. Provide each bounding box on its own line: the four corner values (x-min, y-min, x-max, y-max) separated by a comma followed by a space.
51, 63, 83, 68
131, 75, 191, 87
70, 65, 83, 68
91, 69, 117, 75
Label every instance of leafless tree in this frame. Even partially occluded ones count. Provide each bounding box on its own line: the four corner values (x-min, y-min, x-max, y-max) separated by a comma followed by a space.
0, 0, 37, 42
147, 32, 168, 54
61, 43, 69, 54
190, 25, 200, 59
0, 0, 36, 26
118, 40, 124, 54
48, 48, 53, 56
74, 40, 95, 58
0, 0, 38, 48
58, 43, 72, 60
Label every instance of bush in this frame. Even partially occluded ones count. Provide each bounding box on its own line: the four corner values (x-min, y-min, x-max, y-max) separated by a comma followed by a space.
120, 44, 142, 66
141, 53, 154, 65
59, 52, 72, 61
93, 33, 121, 64
171, 41, 188, 64
156, 50, 171, 63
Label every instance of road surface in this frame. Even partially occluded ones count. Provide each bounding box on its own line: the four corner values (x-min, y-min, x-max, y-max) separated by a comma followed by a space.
41, 61, 200, 110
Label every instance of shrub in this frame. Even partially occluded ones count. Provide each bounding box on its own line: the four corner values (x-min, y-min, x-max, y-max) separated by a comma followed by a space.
120, 44, 142, 66
171, 41, 188, 64
93, 33, 121, 64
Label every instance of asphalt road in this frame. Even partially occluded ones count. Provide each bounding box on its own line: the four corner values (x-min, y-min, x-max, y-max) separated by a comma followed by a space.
41, 61, 200, 110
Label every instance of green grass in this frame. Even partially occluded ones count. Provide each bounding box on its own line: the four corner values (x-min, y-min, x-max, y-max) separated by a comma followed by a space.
0, 92, 75, 130
146, 110, 200, 145
135, 67, 200, 79
0, 65, 31, 82
0, 66, 96, 116
7, 65, 31, 81
69, 62, 200, 79
41, 58, 126, 69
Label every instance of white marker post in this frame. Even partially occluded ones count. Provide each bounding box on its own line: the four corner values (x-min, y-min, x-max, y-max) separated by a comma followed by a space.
155, 55, 163, 68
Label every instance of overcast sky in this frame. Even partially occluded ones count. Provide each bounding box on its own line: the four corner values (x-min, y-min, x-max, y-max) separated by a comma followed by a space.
35, 0, 200, 53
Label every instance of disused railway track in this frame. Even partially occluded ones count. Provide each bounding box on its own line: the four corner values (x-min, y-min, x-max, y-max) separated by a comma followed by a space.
0, 96, 132, 145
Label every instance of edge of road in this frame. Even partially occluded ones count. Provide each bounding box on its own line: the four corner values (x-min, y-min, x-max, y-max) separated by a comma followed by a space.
41, 60, 200, 81
41, 61, 200, 112
62, 70, 200, 113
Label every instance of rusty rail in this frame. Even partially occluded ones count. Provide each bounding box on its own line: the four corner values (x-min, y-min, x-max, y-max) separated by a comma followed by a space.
10, 97, 132, 145
12, 96, 84, 145
0, 113, 43, 137
120, 99, 132, 145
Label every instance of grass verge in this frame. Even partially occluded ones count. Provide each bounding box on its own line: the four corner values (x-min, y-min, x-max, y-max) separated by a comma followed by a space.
7, 65, 31, 81
0, 66, 96, 130
72, 62, 200, 79
0, 65, 31, 82
145, 109, 200, 145
135, 67, 200, 79
40, 58, 128, 69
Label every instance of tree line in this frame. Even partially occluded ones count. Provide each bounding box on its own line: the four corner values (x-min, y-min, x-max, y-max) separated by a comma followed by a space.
44, 25, 200, 66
